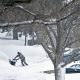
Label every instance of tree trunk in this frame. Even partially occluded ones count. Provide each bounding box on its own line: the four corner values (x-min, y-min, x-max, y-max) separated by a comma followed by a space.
25, 32, 27, 46
13, 28, 18, 40
54, 57, 65, 80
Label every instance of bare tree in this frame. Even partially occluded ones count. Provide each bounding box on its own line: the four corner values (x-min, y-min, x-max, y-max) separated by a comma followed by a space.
0, 0, 80, 80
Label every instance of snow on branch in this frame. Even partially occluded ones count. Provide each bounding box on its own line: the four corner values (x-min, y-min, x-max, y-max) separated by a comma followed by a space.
57, 8, 80, 22
15, 5, 50, 19
0, 8, 79, 27
0, 20, 33, 27
15, 5, 36, 16
60, 0, 75, 12
12, 4, 80, 26
0, 20, 56, 27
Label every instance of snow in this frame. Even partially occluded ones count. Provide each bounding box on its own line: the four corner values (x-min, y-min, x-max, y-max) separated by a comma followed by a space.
0, 32, 80, 80
65, 73, 80, 80
0, 51, 9, 61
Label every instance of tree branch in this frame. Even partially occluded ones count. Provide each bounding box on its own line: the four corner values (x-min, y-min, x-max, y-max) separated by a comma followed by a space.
63, 27, 73, 50
41, 43, 55, 62
15, 5, 36, 16
60, 0, 75, 12
0, 20, 57, 27
49, 25, 57, 40
62, 48, 80, 67
0, 7, 7, 14
0, 8, 79, 27
0, 3, 80, 27
56, 2, 80, 23
46, 26, 56, 53
15, 5, 50, 20
64, 39, 80, 48
57, 7, 80, 22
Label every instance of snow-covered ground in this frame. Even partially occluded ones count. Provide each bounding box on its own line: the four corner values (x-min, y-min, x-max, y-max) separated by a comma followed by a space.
0, 45, 55, 80
0, 32, 80, 80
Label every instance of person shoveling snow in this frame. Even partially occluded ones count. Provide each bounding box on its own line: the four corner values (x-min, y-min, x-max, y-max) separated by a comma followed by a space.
9, 52, 28, 66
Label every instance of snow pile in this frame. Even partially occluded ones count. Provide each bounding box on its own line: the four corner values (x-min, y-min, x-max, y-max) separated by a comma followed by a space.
0, 32, 13, 39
